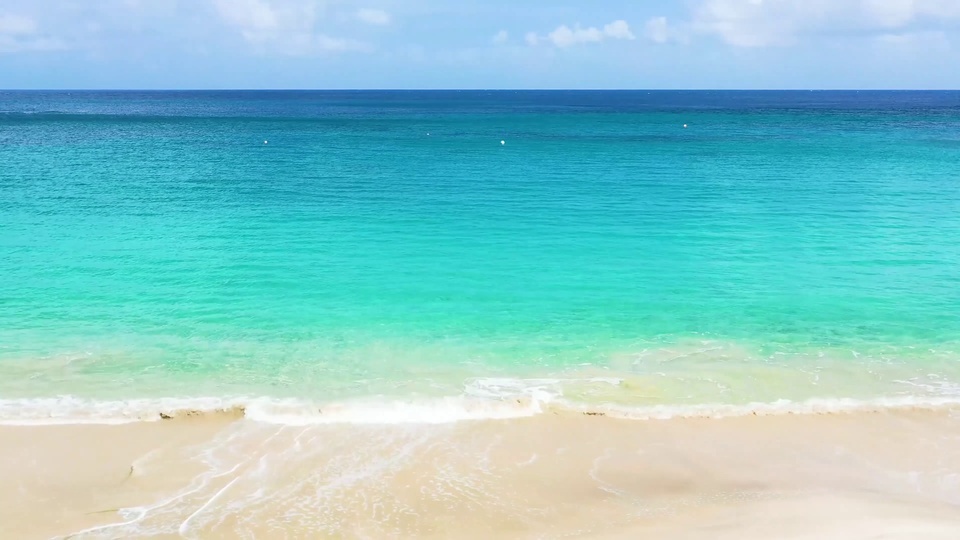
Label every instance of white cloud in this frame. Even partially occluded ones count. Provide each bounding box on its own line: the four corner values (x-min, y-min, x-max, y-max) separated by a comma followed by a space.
492, 29, 508, 45
863, 0, 921, 27
603, 20, 634, 40
212, 0, 284, 35
211, 0, 370, 55
0, 34, 67, 54
692, 0, 813, 47
529, 19, 635, 48
547, 25, 600, 47
644, 16, 670, 44
876, 29, 950, 48
862, 0, 960, 27
0, 13, 37, 35
692, 0, 960, 47
356, 8, 390, 26
0, 13, 68, 53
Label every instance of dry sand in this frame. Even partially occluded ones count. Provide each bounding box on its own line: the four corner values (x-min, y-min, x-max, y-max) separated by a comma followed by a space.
2, 410, 959, 539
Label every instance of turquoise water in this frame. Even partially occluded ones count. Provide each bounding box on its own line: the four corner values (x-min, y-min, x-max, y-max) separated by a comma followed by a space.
2, 91, 960, 420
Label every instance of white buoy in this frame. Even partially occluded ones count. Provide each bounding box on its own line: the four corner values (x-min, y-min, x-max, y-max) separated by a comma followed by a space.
264, 140, 268, 144
500, 140, 505, 146
683, 124, 687, 128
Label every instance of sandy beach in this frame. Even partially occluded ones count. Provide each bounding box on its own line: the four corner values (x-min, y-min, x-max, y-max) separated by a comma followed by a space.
3, 409, 959, 539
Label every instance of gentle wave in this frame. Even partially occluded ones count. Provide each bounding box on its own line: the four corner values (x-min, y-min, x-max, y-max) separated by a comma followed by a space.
0, 110, 352, 122
576, 396, 960, 420
0, 395, 547, 426
2, 393, 960, 426
0, 397, 248, 425
0, 110, 69, 115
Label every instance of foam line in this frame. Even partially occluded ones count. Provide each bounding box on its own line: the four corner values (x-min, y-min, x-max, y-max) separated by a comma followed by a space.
5, 394, 960, 428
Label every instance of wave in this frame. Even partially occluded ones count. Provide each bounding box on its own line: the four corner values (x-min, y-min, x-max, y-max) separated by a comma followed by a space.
0, 395, 547, 426
577, 396, 960, 420
0, 110, 361, 123
0, 111, 206, 122
0, 396, 249, 425
0, 110, 66, 116
1, 391, 959, 426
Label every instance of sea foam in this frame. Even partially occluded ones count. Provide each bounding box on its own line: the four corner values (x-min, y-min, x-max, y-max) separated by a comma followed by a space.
1, 390, 959, 426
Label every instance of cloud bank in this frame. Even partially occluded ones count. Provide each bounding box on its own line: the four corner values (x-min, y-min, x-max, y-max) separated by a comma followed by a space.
692, 0, 960, 47
527, 19, 636, 48
211, 0, 372, 54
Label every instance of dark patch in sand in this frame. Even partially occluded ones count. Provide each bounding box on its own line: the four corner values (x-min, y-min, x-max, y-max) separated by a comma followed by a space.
157, 406, 246, 421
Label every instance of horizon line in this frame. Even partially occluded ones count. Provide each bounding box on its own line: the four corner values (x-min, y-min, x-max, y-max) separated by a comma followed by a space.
3, 88, 960, 92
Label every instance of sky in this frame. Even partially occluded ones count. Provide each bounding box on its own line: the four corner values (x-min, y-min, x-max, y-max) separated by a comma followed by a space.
1, 0, 959, 89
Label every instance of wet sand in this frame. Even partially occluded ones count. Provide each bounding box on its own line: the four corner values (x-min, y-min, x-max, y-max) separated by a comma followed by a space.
2, 410, 960, 539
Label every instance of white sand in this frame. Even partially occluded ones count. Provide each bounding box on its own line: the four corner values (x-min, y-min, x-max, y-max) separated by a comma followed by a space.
2, 410, 959, 538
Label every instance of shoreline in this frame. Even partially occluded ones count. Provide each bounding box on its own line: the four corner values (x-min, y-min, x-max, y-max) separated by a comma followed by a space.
3, 409, 959, 538
3, 391, 960, 427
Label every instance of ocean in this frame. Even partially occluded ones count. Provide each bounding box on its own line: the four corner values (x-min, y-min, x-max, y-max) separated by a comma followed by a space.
4, 90, 960, 538
1, 90, 959, 419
